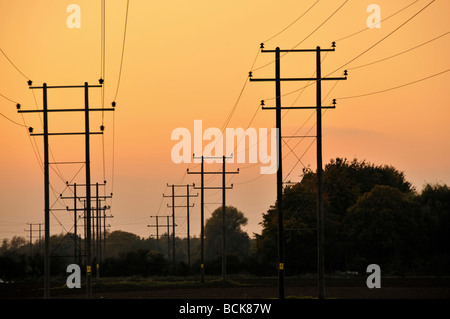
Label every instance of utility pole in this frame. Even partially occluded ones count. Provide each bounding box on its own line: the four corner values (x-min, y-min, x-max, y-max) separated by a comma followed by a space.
18, 82, 115, 299
188, 155, 239, 282
62, 182, 110, 265
63, 189, 112, 281
25, 223, 43, 255
250, 42, 347, 299
148, 215, 175, 261
164, 184, 198, 269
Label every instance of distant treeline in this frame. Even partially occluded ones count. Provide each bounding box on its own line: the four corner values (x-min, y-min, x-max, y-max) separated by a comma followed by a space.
1, 158, 449, 280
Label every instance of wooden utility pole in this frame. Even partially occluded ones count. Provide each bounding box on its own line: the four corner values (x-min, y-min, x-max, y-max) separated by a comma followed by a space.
18, 82, 115, 299
148, 215, 175, 261
164, 184, 198, 269
61, 182, 112, 280
25, 223, 43, 255
250, 43, 347, 299
188, 155, 239, 282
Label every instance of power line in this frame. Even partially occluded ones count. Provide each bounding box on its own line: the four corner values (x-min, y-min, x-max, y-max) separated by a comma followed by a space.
113, 0, 130, 102
328, 0, 436, 76
270, 0, 438, 101
0, 47, 30, 80
348, 31, 449, 71
252, 0, 348, 72
335, 0, 419, 42
182, 1, 337, 190
338, 68, 450, 100
0, 111, 28, 127
263, 0, 321, 43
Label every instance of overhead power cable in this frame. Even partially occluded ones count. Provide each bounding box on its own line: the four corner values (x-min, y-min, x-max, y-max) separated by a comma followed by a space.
335, 0, 419, 42
348, 31, 449, 71
113, 0, 130, 102
263, 0, 321, 43
338, 68, 450, 100
252, 0, 348, 72
329, 0, 436, 76
0, 47, 30, 80
268, 0, 438, 101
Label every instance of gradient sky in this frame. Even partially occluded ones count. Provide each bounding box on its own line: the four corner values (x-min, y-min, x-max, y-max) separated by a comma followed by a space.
0, 0, 449, 241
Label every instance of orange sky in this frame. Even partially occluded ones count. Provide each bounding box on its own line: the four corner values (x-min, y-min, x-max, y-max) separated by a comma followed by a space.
0, 0, 449, 240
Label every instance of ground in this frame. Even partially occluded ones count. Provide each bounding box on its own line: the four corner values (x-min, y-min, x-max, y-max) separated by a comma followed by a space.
1, 276, 450, 299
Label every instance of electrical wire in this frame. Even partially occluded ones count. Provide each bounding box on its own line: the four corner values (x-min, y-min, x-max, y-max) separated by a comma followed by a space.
348, 31, 449, 71
328, 0, 436, 76
335, 0, 419, 42
337, 68, 450, 100
113, 0, 130, 102
267, 0, 439, 101
263, 0, 321, 43
0, 47, 30, 80
0, 111, 28, 127
252, 0, 348, 72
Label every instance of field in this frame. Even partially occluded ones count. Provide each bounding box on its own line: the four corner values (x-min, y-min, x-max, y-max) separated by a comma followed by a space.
1, 275, 450, 299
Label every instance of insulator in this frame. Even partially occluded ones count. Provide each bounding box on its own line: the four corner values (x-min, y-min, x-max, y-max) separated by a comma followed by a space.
260, 100, 265, 106
99, 78, 104, 84
112, 101, 116, 107
27, 80, 32, 86
332, 41, 336, 48
260, 43, 264, 49
100, 125, 105, 131
248, 71, 253, 78
16, 103, 21, 109
28, 126, 33, 133
344, 70, 348, 76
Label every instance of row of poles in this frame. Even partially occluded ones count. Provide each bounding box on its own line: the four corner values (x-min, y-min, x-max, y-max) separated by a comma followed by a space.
145, 43, 347, 299
20, 42, 346, 299
150, 155, 239, 283
18, 82, 115, 299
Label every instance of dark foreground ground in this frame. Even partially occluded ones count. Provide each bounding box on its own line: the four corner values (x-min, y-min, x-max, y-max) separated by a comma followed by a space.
1, 276, 450, 299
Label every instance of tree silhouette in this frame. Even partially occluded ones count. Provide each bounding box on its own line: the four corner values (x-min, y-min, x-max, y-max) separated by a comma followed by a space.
204, 206, 250, 263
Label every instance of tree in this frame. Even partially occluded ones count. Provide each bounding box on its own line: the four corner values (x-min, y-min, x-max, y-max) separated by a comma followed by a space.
342, 185, 422, 273
105, 230, 143, 258
418, 183, 450, 274
255, 158, 417, 275
204, 206, 250, 264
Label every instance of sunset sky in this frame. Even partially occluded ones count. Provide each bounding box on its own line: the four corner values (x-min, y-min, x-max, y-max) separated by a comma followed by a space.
0, 0, 449, 241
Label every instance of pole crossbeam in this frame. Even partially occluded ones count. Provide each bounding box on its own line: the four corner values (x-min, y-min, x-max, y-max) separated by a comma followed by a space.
250, 77, 345, 82
262, 106, 335, 110
249, 45, 347, 300
18, 108, 114, 113
29, 84, 103, 89
30, 132, 104, 136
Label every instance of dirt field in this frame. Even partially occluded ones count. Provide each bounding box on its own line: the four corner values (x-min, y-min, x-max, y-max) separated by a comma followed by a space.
1, 276, 450, 299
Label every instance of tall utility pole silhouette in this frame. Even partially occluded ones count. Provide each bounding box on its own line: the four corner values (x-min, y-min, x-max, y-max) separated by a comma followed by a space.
25, 223, 43, 255
165, 184, 198, 269
62, 186, 112, 280
18, 82, 115, 299
188, 155, 239, 282
62, 182, 111, 266
250, 43, 347, 299
148, 215, 175, 262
